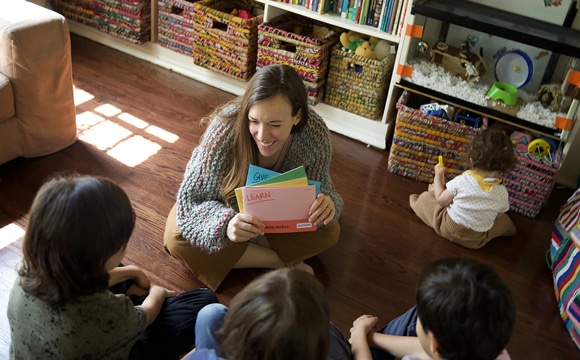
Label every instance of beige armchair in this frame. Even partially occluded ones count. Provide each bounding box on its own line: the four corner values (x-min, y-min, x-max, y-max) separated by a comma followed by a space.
0, 0, 76, 165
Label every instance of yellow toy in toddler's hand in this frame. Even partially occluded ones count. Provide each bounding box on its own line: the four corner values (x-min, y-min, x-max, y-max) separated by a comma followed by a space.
438, 155, 444, 167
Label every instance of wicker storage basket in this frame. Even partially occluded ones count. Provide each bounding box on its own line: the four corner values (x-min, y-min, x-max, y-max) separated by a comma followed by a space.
325, 44, 395, 119
388, 91, 477, 182
257, 13, 340, 105
50, 0, 96, 27
95, 0, 151, 44
502, 149, 559, 218
158, 0, 197, 55
193, 0, 263, 80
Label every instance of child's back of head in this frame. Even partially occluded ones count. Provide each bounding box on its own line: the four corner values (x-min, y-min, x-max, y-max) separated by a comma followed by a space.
216, 268, 330, 360
469, 127, 516, 173
416, 257, 515, 360
19, 174, 136, 306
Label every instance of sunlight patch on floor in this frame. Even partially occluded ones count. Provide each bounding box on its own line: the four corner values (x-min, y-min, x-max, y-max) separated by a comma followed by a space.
74, 86, 179, 166
107, 135, 162, 167
73, 85, 94, 106
0, 223, 24, 250
78, 120, 132, 151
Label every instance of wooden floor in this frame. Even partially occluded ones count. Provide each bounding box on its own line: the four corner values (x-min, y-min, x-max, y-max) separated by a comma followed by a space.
1, 34, 578, 359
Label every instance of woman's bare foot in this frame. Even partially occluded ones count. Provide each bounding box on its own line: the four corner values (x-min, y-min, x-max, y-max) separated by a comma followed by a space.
292, 261, 314, 275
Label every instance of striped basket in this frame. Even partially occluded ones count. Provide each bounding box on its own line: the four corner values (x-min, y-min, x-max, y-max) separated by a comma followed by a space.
50, 0, 96, 27
325, 44, 395, 119
158, 0, 198, 55
502, 148, 560, 218
387, 91, 477, 183
257, 13, 340, 105
95, 0, 151, 44
193, 0, 263, 80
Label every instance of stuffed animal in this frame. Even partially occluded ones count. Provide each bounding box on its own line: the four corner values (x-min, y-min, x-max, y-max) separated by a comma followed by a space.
373, 39, 393, 61
340, 30, 364, 50
355, 41, 377, 60
339, 31, 377, 60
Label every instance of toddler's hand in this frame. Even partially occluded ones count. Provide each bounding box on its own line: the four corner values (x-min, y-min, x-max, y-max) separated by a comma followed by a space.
349, 314, 379, 343
434, 163, 447, 175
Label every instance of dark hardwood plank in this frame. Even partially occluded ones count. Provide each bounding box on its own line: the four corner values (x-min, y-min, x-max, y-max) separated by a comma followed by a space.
0, 34, 577, 359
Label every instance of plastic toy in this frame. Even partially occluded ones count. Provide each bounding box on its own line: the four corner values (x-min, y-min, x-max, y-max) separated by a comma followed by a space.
528, 138, 551, 160
417, 41, 429, 53
487, 81, 518, 106
494, 49, 533, 88
454, 112, 481, 128
438, 155, 444, 167
510, 131, 532, 152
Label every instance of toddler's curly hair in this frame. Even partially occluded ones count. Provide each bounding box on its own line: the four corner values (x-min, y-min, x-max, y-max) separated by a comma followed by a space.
469, 127, 517, 173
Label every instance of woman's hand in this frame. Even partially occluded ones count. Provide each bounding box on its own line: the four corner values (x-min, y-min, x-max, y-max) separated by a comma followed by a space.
227, 213, 265, 242
308, 194, 336, 226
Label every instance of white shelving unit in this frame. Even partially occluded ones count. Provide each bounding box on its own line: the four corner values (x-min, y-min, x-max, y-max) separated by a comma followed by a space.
60, 0, 413, 150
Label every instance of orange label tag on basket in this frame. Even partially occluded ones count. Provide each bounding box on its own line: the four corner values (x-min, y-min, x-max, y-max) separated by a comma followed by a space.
405, 24, 423, 38
397, 64, 413, 78
555, 116, 573, 130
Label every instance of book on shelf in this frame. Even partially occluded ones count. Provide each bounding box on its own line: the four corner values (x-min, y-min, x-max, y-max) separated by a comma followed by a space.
235, 165, 318, 233
391, 0, 404, 35
372, 0, 384, 27
398, 0, 410, 36
388, 0, 399, 34
378, 0, 391, 31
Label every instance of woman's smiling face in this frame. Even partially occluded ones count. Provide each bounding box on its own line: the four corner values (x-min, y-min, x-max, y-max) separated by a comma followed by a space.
248, 93, 301, 165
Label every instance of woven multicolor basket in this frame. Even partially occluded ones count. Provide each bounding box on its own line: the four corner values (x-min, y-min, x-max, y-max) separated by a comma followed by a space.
193, 0, 263, 80
158, 0, 197, 55
388, 92, 477, 182
50, 0, 96, 27
257, 13, 340, 105
502, 149, 559, 218
94, 0, 151, 44
325, 44, 395, 119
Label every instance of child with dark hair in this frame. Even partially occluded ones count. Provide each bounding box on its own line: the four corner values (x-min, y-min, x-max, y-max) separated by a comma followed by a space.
8, 175, 218, 359
183, 268, 349, 360
348, 257, 515, 360
410, 126, 518, 249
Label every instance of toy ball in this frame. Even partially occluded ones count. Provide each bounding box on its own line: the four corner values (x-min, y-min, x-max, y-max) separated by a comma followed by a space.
528, 138, 551, 158
417, 41, 429, 53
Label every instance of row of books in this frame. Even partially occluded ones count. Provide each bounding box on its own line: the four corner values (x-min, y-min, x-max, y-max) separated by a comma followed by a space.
275, 0, 410, 36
